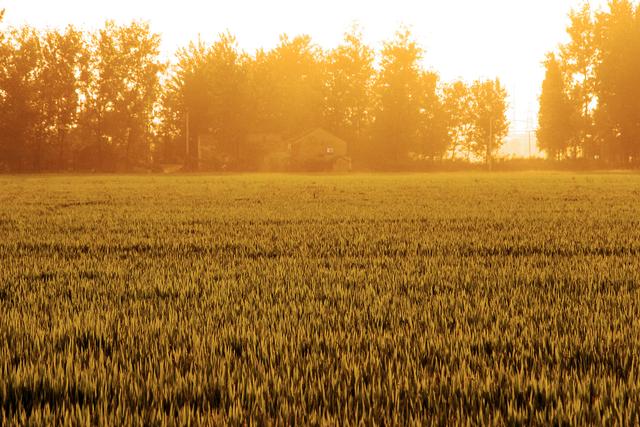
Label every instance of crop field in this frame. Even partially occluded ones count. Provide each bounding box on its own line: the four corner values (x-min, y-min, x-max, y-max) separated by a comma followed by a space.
1, 173, 640, 425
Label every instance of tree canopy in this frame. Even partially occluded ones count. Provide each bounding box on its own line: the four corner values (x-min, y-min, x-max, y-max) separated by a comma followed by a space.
0, 20, 510, 172
539, 0, 640, 166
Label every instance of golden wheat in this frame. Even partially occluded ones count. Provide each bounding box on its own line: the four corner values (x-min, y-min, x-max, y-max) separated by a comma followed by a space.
1, 173, 639, 426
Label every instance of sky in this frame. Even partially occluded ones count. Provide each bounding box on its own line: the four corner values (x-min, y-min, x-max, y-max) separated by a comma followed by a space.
2, 0, 609, 156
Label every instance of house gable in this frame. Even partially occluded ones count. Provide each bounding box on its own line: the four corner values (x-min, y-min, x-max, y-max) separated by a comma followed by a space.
289, 128, 348, 161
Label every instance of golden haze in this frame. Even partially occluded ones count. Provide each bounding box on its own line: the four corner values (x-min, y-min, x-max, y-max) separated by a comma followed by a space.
2, 0, 609, 157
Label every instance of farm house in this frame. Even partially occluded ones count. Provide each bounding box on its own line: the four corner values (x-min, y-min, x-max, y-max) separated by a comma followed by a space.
260, 128, 352, 172
192, 128, 351, 172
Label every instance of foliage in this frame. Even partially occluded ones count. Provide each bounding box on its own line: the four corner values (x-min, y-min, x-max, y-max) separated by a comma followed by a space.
0, 21, 164, 172
371, 29, 424, 167
323, 26, 375, 161
538, 53, 577, 160
0, 27, 44, 171
160, 33, 248, 169
543, 0, 640, 166
468, 79, 509, 164
442, 81, 474, 160
39, 27, 88, 170
80, 21, 164, 171
594, 0, 640, 163
415, 71, 450, 159
561, 2, 597, 157
0, 21, 513, 172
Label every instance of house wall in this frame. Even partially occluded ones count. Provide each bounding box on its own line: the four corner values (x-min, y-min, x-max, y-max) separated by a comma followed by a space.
248, 129, 352, 172
292, 130, 348, 161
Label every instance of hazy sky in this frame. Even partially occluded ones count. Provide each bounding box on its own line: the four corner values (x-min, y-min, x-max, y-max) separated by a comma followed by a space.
2, 0, 609, 156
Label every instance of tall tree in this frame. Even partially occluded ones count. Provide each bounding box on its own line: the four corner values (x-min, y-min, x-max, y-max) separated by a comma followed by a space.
270, 34, 325, 137
561, 2, 598, 158
323, 26, 375, 161
594, 0, 640, 164
0, 27, 43, 171
39, 27, 88, 170
161, 33, 249, 169
80, 21, 164, 171
469, 79, 509, 166
245, 48, 279, 136
415, 71, 449, 159
537, 53, 576, 160
161, 37, 212, 166
206, 33, 249, 167
442, 81, 474, 160
372, 28, 423, 168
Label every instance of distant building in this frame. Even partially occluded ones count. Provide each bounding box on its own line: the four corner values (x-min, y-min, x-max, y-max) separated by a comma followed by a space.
254, 128, 350, 172
289, 128, 350, 172
194, 128, 352, 172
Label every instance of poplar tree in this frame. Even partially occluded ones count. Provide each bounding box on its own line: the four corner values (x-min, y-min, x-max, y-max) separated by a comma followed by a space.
80, 21, 164, 171
561, 2, 597, 158
538, 53, 576, 160
323, 26, 375, 161
594, 0, 640, 164
372, 28, 423, 168
469, 79, 509, 165
39, 27, 88, 169
442, 81, 474, 160
0, 28, 43, 171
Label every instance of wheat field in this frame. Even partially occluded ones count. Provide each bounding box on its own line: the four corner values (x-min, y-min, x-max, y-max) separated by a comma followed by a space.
1, 173, 639, 425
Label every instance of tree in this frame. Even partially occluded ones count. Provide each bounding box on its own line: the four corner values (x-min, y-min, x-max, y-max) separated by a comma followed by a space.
469, 79, 509, 166
0, 27, 43, 171
442, 81, 474, 160
80, 21, 164, 171
542, 0, 640, 166
39, 27, 88, 170
593, 0, 640, 164
161, 37, 212, 166
161, 33, 249, 169
561, 2, 598, 158
372, 28, 423, 168
415, 71, 449, 159
206, 33, 249, 167
244, 48, 278, 136
323, 26, 375, 161
270, 34, 325, 137
537, 53, 576, 160
0, 26, 88, 172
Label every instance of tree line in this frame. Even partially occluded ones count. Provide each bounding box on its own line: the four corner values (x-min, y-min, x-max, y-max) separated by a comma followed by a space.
538, 0, 640, 166
0, 15, 508, 172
